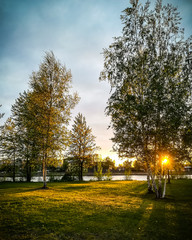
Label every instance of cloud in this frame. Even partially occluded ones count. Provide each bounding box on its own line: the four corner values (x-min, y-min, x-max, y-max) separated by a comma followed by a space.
0, 0, 191, 158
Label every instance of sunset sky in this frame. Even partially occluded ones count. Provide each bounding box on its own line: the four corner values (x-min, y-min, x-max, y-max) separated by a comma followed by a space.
0, 0, 191, 165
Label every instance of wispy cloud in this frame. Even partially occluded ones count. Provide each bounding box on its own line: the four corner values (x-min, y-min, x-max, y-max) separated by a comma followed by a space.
0, 0, 191, 160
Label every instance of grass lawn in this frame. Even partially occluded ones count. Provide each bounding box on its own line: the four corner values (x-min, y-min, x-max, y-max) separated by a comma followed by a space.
0, 180, 192, 240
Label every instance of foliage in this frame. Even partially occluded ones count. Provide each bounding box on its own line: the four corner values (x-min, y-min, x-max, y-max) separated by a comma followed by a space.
0, 118, 20, 182
1, 52, 79, 186
11, 91, 41, 182
28, 52, 79, 187
102, 156, 115, 172
104, 169, 112, 181
124, 169, 131, 180
61, 172, 76, 182
171, 161, 185, 177
0, 104, 4, 126
0, 52, 80, 186
123, 160, 132, 170
61, 157, 79, 181
132, 159, 146, 172
0, 180, 192, 240
69, 113, 97, 181
94, 161, 103, 181
100, 0, 192, 198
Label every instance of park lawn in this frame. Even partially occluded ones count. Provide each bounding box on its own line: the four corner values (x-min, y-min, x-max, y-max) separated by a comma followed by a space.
0, 180, 192, 240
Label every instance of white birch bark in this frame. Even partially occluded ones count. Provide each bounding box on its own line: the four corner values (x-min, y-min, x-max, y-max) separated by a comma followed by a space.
162, 174, 167, 198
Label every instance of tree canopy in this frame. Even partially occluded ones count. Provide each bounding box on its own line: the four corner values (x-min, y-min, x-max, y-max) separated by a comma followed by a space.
100, 0, 192, 197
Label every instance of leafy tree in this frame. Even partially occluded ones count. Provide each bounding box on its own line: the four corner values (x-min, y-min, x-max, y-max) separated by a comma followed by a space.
0, 118, 19, 182
123, 160, 132, 170
61, 157, 80, 181
94, 161, 103, 181
11, 91, 40, 182
102, 156, 115, 172
100, 0, 192, 198
69, 113, 97, 181
27, 51, 79, 188
132, 159, 145, 172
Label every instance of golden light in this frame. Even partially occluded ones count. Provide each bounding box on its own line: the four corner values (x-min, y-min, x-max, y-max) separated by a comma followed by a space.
98, 151, 126, 166
103, 153, 123, 166
162, 157, 168, 165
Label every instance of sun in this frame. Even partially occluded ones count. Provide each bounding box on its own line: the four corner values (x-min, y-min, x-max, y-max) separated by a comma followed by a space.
162, 158, 168, 164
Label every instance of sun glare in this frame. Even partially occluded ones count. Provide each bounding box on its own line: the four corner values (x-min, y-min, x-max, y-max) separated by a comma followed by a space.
162, 158, 168, 164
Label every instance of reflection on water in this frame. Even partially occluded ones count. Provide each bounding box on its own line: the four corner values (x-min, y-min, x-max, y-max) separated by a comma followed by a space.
0, 174, 192, 182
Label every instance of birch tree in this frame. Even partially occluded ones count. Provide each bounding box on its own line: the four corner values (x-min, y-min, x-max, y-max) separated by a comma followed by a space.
100, 0, 192, 198
28, 51, 79, 188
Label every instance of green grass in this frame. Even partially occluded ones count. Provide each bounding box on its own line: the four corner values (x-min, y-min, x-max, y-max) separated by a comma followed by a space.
0, 180, 192, 240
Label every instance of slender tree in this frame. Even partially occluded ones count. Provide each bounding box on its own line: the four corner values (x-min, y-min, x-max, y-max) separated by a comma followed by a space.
100, 0, 192, 198
69, 113, 97, 181
28, 51, 79, 188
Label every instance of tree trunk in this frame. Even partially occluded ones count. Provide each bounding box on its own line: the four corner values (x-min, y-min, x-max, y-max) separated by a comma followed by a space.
162, 174, 167, 198
158, 172, 162, 198
147, 171, 153, 193
79, 161, 83, 181
167, 169, 171, 184
26, 157, 31, 182
42, 157, 47, 188
13, 149, 16, 182
148, 164, 159, 198
26, 165, 32, 182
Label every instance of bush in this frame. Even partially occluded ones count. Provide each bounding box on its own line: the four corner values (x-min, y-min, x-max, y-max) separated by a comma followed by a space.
61, 172, 76, 182
125, 169, 131, 180
105, 169, 112, 181
94, 162, 103, 181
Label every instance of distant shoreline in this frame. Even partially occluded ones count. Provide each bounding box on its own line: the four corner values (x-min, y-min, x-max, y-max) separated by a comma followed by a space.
1, 171, 192, 178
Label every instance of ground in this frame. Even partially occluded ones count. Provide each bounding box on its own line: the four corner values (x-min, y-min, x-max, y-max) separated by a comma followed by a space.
0, 180, 192, 240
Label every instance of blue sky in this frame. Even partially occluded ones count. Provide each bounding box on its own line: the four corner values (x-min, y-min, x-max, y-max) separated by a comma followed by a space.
0, 0, 191, 163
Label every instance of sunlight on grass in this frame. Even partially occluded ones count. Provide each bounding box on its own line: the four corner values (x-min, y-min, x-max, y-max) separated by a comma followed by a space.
0, 180, 192, 240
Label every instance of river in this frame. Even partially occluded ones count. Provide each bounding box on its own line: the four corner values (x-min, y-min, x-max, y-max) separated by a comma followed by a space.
0, 174, 192, 182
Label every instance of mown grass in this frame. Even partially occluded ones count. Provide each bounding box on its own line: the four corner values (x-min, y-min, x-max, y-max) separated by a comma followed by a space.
0, 180, 192, 240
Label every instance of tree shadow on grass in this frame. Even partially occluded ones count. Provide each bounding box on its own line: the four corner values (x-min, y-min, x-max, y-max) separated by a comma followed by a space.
63, 185, 92, 191
1, 182, 178, 240
21, 187, 50, 192
38, 197, 153, 240
141, 193, 191, 240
